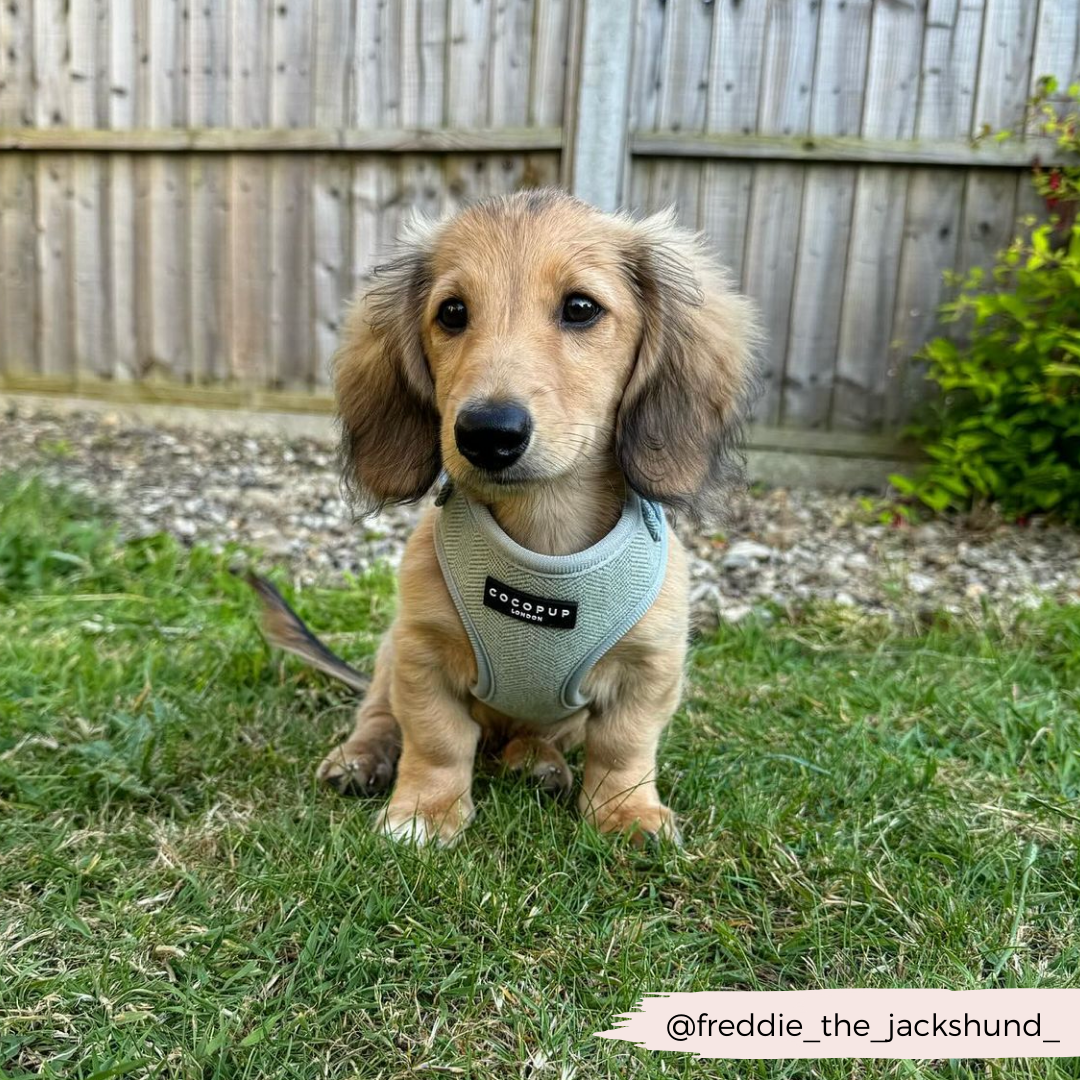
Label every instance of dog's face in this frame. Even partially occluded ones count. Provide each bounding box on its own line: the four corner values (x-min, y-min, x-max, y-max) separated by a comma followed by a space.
335, 190, 759, 521
424, 200, 649, 497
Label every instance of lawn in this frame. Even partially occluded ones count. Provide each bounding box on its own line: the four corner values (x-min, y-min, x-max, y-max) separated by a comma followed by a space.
1, 472, 1079, 1080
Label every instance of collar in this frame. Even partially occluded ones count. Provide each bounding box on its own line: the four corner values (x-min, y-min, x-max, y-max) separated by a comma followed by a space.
434, 476, 665, 572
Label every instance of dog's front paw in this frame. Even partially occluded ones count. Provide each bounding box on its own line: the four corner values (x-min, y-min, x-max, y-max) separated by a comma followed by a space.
376, 796, 475, 848
583, 799, 682, 848
317, 738, 399, 796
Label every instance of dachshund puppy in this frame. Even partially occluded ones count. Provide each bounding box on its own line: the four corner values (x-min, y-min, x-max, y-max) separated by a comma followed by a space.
259, 189, 759, 846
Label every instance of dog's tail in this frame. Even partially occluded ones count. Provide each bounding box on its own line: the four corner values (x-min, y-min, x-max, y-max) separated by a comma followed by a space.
244, 572, 371, 694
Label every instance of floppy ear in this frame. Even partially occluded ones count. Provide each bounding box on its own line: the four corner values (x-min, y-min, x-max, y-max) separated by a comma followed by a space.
615, 210, 762, 523
334, 219, 442, 512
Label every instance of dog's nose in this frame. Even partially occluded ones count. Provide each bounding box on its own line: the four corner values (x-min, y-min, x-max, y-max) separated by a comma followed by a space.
454, 401, 532, 472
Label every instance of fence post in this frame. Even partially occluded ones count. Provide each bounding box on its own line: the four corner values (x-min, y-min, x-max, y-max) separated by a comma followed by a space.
562, 0, 635, 212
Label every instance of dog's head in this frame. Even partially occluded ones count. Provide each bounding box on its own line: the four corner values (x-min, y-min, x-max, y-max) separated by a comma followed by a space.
334, 189, 760, 522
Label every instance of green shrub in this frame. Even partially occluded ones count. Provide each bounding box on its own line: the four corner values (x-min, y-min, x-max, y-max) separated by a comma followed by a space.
1027, 77, 1080, 223
892, 81, 1080, 523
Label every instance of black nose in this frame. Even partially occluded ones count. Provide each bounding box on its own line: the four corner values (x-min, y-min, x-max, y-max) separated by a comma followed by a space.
454, 401, 532, 472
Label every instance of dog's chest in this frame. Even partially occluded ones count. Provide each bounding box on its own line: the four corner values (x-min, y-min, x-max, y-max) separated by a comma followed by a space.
434, 488, 668, 724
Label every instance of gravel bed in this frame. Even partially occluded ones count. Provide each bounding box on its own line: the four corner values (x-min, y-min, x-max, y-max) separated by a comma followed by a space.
6, 401, 1080, 624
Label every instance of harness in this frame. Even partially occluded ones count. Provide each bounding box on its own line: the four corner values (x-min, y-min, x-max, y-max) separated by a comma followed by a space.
433, 482, 668, 723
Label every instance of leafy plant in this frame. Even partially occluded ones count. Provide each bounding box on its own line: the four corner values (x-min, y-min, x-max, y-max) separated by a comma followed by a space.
1027, 77, 1080, 230
892, 80, 1080, 523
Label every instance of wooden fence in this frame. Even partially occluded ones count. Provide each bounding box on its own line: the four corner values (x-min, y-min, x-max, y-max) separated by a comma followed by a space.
1, 0, 1078, 447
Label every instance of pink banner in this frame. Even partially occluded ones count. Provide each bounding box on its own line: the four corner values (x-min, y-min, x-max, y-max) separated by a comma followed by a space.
595, 989, 1080, 1059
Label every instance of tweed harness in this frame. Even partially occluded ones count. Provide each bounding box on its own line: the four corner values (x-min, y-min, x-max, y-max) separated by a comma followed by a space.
433, 480, 668, 723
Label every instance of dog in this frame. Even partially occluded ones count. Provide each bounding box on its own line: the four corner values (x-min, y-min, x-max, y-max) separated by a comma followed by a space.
252, 189, 759, 846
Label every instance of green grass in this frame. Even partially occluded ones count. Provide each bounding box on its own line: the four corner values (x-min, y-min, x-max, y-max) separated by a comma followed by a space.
2, 472, 1079, 1079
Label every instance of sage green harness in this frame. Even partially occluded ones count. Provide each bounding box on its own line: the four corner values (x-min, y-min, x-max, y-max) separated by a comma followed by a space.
433, 482, 669, 723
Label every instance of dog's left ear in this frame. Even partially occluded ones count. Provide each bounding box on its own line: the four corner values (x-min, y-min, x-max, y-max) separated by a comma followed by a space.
615, 210, 761, 523
334, 217, 442, 512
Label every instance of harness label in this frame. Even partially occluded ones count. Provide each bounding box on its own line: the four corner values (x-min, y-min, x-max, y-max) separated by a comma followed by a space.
483, 575, 578, 629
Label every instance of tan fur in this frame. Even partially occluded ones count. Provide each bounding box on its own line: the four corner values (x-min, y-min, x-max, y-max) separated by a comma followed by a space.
323, 190, 759, 846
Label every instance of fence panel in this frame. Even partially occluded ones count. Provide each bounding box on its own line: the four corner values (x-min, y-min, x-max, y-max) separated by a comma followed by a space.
1, 0, 1078, 445
625, 0, 1080, 434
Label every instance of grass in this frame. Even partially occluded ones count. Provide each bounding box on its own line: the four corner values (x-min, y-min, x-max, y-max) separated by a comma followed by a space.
1, 472, 1079, 1079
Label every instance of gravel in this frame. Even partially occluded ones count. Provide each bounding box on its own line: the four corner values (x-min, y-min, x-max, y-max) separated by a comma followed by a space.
6, 401, 1080, 625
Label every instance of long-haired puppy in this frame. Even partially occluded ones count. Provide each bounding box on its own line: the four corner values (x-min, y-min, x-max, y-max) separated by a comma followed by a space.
254, 189, 760, 846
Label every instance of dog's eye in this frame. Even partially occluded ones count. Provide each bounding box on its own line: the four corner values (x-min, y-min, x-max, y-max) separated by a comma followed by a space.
437, 298, 468, 332
561, 294, 602, 327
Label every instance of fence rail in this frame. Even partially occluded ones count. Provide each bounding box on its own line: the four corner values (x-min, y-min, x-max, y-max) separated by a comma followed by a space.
1, 0, 1078, 445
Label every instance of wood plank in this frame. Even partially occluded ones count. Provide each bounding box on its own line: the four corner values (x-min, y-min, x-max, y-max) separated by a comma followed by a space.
625, 157, 653, 216
33, 0, 72, 377
756, 0, 821, 137
958, 0, 1038, 276
647, 0, 714, 225
629, 0, 666, 135
972, 0, 1040, 136
0, 126, 570, 152
883, 0, 986, 428
698, 162, 753, 289
522, 150, 561, 189
698, 0, 769, 295
958, 171, 1021, 272
349, 2, 385, 300
268, 154, 313, 389
311, 0, 356, 389
831, 167, 910, 431
312, 156, 352, 389
350, 0, 382, 122
378, 0, 404, 129
657, 0, 713, 135
1030, 0, 1080, 95
399, 153, 449, 219
395, 0, 451, 253
350, 157, 381, 296
230, 0, 271, 384
742, 0, 821, 425
187, 157, 231, 384
888, 168, 967, 427
107, 0, 139, 381
70, 0, 108, 380
783, 164, 857, 428
444, 153, 488, 212
35, 155, 74, 377
643, 158, 701, 224
833, 0, 926, 431
741, 163, 806, 426
446, 0, 497, 197
567, 0, 635, 210
490, 0, 535, 128
810, 0, 873, 139
0, 0, 37, 375
781, 0, 871, 428
447, 0, 493, 126
0, 0, 33, 125
917, 0, 986, 141
188, 0, 231, 383
148, 0, 189, 381
271, 0, 314, 389
705, 0, 769, 136
529, 0, 571, 128
627, 130, 1064, 167
0, 156, 38, 374
400, 0, 448, 128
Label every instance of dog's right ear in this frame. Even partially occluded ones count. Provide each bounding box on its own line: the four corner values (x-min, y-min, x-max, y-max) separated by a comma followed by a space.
334, 219, 442, 512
